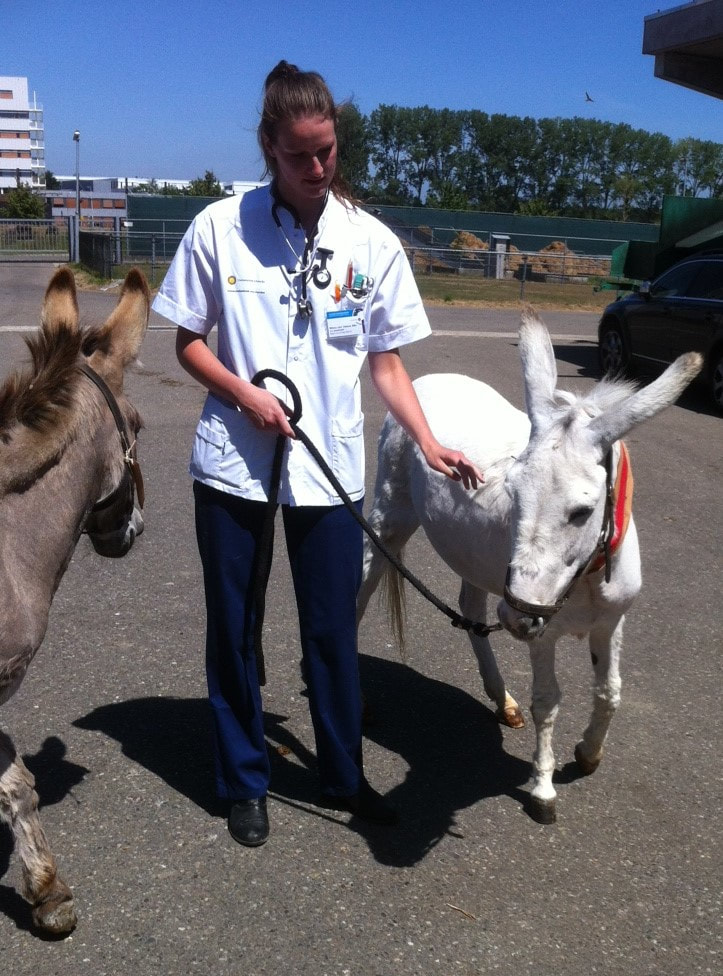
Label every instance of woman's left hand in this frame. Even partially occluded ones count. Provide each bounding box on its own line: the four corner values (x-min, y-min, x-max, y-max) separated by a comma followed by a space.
368, 350, 484, 491
422, 443, 484, 490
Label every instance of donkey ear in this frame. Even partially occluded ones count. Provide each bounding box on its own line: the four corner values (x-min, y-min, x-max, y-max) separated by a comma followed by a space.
518, 307, 557, 433
86, 269, 150, 390
589, 352, 703, 450
41, 267, 79, 334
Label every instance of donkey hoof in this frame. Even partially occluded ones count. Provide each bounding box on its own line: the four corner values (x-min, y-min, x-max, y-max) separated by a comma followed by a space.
33, 891, 77, 935
496, 704, 525, 729
527, 795, 557, 824
574, 742, 602, 776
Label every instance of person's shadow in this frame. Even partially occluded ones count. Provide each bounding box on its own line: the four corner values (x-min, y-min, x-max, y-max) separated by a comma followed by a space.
0, 736, 89, 935
71, 654, 534, 866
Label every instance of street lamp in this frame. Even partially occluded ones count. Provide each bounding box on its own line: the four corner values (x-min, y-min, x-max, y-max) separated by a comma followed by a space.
73, 130, 80, 261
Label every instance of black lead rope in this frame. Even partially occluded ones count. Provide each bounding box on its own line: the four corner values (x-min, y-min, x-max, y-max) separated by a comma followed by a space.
250, 370, 501, 686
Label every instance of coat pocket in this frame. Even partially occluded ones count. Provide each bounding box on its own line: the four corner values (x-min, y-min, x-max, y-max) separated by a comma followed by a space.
190, 418, 228, 479
330, 415, 365, 496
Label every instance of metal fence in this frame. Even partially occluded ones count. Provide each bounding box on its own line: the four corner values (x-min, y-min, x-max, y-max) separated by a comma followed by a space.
78, 229, 185, 283
0, 218, 70, 260
76, 228, 612, 288
406, 245, 611, 282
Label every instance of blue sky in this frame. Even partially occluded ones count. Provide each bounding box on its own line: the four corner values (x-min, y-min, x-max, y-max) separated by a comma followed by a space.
4, 0, 722, 182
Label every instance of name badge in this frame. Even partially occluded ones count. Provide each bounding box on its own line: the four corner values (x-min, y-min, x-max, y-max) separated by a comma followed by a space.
326, 308, 365, 339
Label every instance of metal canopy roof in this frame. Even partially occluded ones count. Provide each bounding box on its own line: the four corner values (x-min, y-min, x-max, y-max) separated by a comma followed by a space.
643, 0, 723, 99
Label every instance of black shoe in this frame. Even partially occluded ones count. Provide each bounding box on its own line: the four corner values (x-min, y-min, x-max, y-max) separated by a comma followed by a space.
228, 797, 269, 847
322, 780, 398, 825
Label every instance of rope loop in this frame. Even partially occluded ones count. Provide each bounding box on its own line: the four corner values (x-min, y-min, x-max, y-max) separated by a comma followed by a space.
251, 369, 303, 425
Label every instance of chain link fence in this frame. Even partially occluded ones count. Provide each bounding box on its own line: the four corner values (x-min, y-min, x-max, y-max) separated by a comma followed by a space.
78, 229, 185, 283
406, 244, 611, 283
0, 219, 70, 260
77, 229, 611, 290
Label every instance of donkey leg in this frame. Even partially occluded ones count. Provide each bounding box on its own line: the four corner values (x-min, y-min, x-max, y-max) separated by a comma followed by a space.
0, 731, 76, 934
574, 618, 623, 775
527, 637, 560, 823
459, 580, 524, 728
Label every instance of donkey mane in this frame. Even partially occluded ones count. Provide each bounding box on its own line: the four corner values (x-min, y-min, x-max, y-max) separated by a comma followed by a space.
0, 323, 106, 496
544, 375, 640, 430
0, 325, 87, 442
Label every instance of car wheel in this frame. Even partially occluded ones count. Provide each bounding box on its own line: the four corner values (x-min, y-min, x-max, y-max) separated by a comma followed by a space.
598, 320, 631, 376
709, 348, 723, 415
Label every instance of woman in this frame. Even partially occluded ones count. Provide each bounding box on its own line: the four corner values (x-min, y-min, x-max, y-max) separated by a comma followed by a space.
152, 60, 482, 847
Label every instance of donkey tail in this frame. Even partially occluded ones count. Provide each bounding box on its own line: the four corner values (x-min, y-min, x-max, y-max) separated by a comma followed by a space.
378, 552, 408, 659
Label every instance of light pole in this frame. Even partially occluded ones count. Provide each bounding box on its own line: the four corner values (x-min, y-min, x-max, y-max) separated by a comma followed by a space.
73, 130, 80, 261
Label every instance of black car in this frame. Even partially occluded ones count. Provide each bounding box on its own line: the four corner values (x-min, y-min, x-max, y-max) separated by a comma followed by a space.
598, 253, 723, 413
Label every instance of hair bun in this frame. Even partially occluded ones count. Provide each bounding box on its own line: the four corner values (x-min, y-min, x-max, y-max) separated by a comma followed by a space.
265, 60, 300, 88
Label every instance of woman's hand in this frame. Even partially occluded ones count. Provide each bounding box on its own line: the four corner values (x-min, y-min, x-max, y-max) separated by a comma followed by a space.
368, 349, 484, 490
420, 442, 484, 489
176, 327, 295, 438
237, 384, 296, 438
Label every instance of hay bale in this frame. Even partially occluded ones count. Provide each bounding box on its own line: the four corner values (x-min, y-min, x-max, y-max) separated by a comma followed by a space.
451, 231, 489, 252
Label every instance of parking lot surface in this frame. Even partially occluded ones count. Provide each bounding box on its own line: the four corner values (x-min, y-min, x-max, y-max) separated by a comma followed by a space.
1, 264, 721, 975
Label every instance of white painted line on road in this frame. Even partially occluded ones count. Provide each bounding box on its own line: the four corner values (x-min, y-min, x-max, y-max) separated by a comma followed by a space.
0, 324, 177, 332
0, 326, 596, 339
433, 330, 595, 342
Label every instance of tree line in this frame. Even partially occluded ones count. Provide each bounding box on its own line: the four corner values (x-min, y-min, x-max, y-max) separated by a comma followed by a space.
336, 104, 723, 221
7, 110, 719, 225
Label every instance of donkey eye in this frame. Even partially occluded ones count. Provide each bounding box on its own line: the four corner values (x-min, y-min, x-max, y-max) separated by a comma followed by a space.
569, 506, 594, 525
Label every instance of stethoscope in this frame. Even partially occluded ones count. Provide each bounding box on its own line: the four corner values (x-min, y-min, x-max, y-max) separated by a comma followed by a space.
272, 197, 333, 319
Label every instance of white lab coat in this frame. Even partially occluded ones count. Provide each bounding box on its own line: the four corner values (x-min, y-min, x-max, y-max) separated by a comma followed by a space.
152, 186, 431, 505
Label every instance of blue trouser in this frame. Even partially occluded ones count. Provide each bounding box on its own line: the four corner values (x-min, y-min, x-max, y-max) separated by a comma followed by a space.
194, 481, 364, 801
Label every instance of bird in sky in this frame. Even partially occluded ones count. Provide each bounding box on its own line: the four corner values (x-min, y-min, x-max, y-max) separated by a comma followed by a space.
585, 91, 594, 102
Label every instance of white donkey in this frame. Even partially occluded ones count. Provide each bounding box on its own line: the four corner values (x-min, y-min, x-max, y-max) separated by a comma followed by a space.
357, 311, 701, 823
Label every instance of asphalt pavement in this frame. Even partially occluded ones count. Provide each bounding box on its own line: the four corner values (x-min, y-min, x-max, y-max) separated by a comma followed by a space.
1, 262, 721, 975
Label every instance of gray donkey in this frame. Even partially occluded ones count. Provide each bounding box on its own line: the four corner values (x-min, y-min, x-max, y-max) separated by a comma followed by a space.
0, 267, 148, 934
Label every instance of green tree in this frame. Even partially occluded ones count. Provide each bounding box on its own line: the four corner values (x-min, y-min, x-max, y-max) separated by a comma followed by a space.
367, 105, 416, 204
456, 110, 491, 208
3, 185, 46, 218
187, 170, 224, 197
635, 131, 675, 218
336, 101, 371, 198
596, 122, 633, 213
402, 107, 464, 205
516, 198, 555, 216
44, 170, 60, 189
567, 117, 608, 216
614, 173, 643, 222
524, 117, 578, 212
426, 180, 469, 210
674, 137, 723, 198
132, 179, 161, 194
361, 101, 722, 217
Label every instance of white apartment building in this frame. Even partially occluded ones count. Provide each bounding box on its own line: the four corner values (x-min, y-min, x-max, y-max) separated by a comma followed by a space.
0, 76, 45, 190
